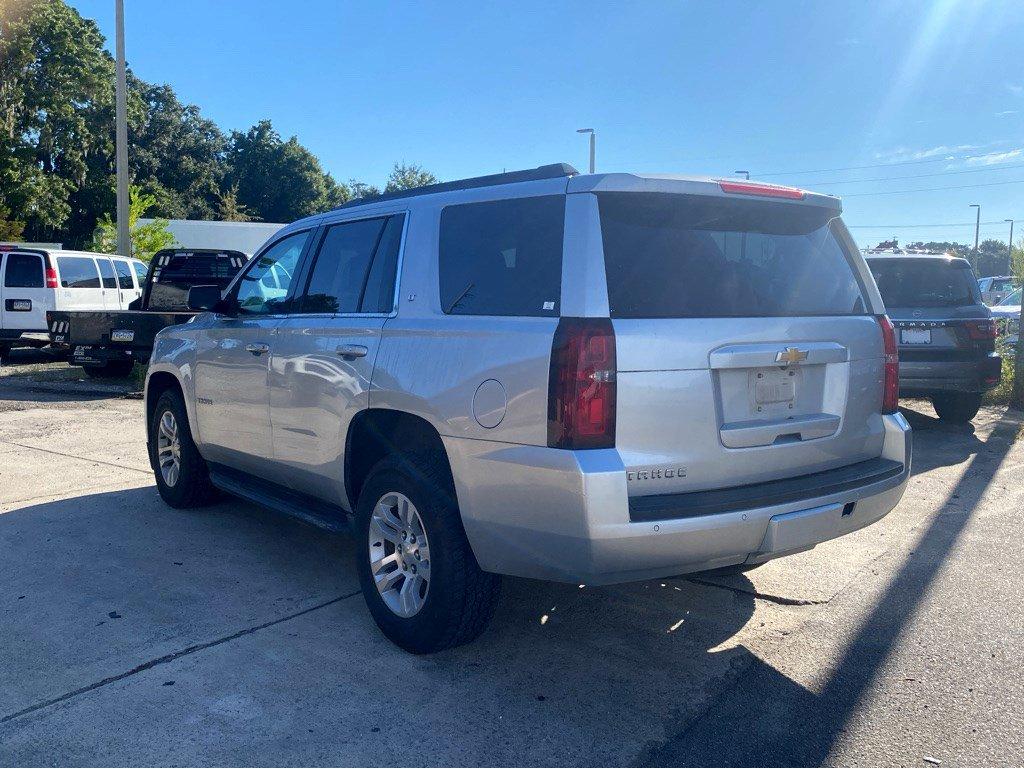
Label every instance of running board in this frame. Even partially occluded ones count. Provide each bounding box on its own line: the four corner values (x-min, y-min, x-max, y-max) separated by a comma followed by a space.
208, 463, 351, 534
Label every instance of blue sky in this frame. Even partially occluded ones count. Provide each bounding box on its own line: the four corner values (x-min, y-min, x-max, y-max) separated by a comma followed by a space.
71, 0, 1024, 248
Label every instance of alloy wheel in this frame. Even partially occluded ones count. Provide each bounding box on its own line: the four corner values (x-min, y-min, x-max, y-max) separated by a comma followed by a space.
157, 410, 181, 487
368, 491, 431, 618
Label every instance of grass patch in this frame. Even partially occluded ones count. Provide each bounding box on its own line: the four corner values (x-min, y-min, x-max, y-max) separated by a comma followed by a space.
984, 339, 1016, 406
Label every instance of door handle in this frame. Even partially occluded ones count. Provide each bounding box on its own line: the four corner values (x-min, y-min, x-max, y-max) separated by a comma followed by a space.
336, 344, 368, 359
245, 343, 270, 356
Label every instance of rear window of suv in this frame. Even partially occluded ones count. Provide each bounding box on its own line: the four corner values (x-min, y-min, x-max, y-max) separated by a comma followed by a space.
867, 258, 981, 308
439, 196, 564, 316
598, 193, 867, 318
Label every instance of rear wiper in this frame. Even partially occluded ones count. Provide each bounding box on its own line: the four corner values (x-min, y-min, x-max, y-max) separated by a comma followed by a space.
444, 282, 474, 314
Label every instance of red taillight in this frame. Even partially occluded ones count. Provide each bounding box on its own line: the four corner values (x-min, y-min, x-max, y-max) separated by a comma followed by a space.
718, 180, 806, 200
548, 317, 616, 449
963, 318, 999, 341
878, 315, 899, 414
45, 266, 58, 288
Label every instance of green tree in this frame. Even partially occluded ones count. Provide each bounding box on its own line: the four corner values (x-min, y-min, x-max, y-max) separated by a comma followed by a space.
347, 180, 381, 200
384, 162, 438, 192
0, 0, 114, 243
224, 120, 343, 222
215, 182, 254, 222
89, 185, 175, 261
128, 77, 227, 220
0, 203, 26, 240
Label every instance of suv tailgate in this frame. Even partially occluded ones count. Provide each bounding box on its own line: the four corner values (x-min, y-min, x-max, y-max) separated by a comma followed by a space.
596, 190, 887, 499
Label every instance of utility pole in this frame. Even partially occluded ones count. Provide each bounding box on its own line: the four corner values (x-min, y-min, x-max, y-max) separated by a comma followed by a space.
735, 170, 750, 180
1006, 219, 1015, 273
576, 128, 595, 173
969, 203, 981, 268
1011, 217, 1024, 411
115, 0, 131, 257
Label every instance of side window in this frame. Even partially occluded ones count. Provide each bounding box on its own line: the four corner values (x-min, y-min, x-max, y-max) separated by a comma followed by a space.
301, 215, 403, 314
97, 258, 117, 289
56, 257, 101, 288
3, 253, 44, 288
113, 259, 135, 290
360, 215, 404, 313
133, 261, 149, 285
439, 196, 564, 316
234, 231, 309, 315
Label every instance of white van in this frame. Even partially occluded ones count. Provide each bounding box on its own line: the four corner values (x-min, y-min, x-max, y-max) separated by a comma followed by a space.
0, 246, 148, 359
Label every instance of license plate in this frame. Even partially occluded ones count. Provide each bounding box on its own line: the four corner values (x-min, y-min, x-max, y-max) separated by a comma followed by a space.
755, 374, 795, 404
900, 329, 931, 344
10, 299, 31, 311
110, 329, 134, 342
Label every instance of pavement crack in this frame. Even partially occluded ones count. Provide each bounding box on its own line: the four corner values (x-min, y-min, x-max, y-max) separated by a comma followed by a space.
0, 440, 151, 476
0, 590, 361, 725
686, 577, 827, 606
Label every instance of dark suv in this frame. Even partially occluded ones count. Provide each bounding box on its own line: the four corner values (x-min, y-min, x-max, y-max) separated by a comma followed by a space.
866, 254, 1001, 423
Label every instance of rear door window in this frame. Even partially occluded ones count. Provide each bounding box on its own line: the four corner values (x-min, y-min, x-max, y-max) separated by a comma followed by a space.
97, 258, 117, 289
359, 215, 404, 313
598, 193, 867, 318
868, 258, 982, 308
301, 217, 391, 314
3, 253, 44, 288
439, 196, 564, 316
56, 257, 101, 288
113, 259, 135, 290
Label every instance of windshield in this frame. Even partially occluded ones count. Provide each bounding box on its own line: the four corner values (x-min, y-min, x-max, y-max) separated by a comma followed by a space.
598, 193, 867, 318
998, 287, 1022, 306
867, 258, 981, 309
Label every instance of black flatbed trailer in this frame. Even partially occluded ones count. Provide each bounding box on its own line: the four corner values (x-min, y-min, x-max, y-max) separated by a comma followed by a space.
47, 248, 247, 377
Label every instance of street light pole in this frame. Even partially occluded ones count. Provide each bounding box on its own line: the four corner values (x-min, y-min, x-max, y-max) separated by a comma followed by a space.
576, 128, 595, 173
969, 204, 981, 268
114, 0, 131, 257
735, 170, 750, 180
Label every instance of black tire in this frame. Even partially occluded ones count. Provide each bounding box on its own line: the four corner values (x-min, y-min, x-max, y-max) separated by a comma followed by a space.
931, 392, 983, 424
355, 452, 501, 654
147, 388, 218, 508
82, 360, 135, 378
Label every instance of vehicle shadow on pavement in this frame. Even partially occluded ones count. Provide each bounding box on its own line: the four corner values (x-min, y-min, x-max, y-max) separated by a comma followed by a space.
638, 408, 1023, 767
0, 482, 759, 760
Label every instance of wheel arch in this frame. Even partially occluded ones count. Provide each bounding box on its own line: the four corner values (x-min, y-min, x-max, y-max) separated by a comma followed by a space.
344, 408, 456, 512
145, 368, 195, 443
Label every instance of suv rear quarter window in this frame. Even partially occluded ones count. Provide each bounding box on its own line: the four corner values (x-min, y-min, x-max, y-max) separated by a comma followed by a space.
439, 195, 564, 317
598, 193, 867, 318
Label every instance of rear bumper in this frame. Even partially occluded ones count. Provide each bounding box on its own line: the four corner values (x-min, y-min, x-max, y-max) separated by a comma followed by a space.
899, 354, 1001, 394
68, 345, 137, 366
444, 412, 912, 584
0, 330, 51, 347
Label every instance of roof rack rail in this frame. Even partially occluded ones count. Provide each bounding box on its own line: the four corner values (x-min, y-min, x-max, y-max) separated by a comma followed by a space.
332, 163, 580, 211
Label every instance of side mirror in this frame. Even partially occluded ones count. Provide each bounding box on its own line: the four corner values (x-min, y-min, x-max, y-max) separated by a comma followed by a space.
187, 285, 226, 312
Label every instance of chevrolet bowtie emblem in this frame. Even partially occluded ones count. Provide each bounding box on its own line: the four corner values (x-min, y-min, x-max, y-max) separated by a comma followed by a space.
775, 347, 809, 365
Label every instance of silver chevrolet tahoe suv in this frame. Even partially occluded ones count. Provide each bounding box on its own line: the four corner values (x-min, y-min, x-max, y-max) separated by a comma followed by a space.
145, 164, 911, 653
